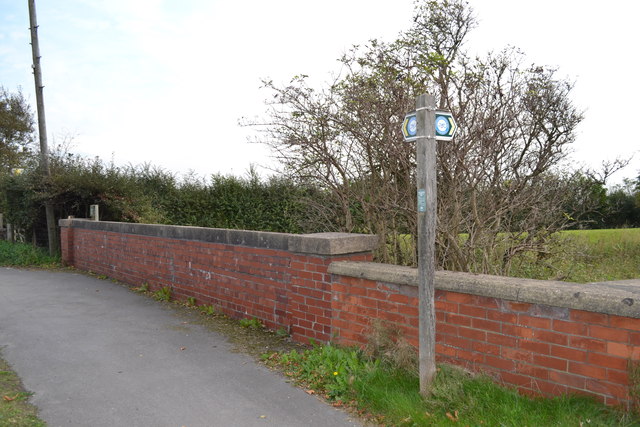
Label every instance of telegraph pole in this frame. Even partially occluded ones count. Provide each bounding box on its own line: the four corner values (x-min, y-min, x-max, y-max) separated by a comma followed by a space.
28, 0, 58, 255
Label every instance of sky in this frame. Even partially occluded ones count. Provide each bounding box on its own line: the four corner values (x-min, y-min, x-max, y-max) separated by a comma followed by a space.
1, 0, 638, 185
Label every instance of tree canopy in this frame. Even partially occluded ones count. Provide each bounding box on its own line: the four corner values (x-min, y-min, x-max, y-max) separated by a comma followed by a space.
0, 87, 35, 172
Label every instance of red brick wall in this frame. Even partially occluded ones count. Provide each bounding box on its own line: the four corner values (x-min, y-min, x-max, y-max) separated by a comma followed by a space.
62, 226, 372, 342
60, 221, 640, 407
330, 273, 640, 406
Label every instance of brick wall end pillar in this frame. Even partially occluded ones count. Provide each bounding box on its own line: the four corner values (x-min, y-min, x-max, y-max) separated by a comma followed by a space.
287, 232, 378, 344
59, 220, 74, 266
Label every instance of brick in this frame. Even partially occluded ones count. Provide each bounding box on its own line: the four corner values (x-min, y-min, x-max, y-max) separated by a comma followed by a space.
586, 380, 628, 399
569, 362, 606, 380
518, 315, 551, 330
445, 313, 472, 327
552, 319, 588, 336
472, 341, 501, 356
549, 371, 585, 389
502, 324, 534, 339
533, 330, 568, 346
502, 347, 533, 362
507, 302, 532, 312
487, 310, 517, 324
533, 354, 567, 371
517, 363, 549, 380
550, 345, 588, 362
456, 349, 484, 364
471, 318, 502, 333
570, 310, 608, 325
589, 353, 628, 371
437, 323, 458, 336
458, 326, 487, 341
604, 396, 624, 407
610, 316, 640, 332
398, 304, 418, 317
474, 296, 500, 309
607, 369, 629, 385
434, 300, 458, 313
445, 292, 475, 304
366, 289, 388, 300
436, 343, 457, 357
484, 355, 515, 371
570, 337, 607, 353
458, 305, 487, 319
534, 379, 567, 396
487, 332, 517, 348
389, 294, 409, 304
590, 325, 629, 343
441, 334, 473, 350
500, 372, 533, 387
607, 342, 633, 358
519, 340, 550, 355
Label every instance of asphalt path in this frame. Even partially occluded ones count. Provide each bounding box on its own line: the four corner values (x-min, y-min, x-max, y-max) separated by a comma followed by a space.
0, 267, 361, 427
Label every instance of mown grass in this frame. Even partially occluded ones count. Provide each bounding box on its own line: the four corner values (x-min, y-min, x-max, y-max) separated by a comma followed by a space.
510, 228, 640, 283
0, 357, 45, 427
264, 344, 638, 426
0, 241, 59, 267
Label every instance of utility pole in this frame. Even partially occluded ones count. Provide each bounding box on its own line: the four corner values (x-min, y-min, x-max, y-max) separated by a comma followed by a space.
28, 0, 58, 255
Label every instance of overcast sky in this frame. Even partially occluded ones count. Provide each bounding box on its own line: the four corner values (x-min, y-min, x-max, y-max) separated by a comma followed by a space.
1, 0, 638, 185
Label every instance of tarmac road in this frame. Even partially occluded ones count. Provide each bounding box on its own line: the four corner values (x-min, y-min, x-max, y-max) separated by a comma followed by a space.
0, 267, 361, 427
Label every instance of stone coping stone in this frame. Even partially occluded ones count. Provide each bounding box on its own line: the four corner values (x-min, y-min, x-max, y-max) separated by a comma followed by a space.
328, 261, 640, 318
59, 219, 378, 256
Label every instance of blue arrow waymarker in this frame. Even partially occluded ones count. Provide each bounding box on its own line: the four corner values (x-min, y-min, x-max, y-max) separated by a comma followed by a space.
402, 113, 418, 141
434, 112, 456, 141
403, 111, 457, 142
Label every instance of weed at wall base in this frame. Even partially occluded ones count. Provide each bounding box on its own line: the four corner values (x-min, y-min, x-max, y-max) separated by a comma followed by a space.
153, 286, 172, 302
239, 317, 264, 330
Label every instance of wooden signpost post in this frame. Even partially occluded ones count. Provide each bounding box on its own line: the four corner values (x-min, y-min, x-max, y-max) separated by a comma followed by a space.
403, 94, 456, 395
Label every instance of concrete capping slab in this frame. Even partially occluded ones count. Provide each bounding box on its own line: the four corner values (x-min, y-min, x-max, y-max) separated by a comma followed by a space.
59, 219, 378, 256
329, 261, 640, 318
287, 232, 379, 255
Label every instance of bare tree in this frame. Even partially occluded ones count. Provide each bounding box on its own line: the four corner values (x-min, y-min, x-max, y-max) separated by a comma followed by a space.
247, 0, 584, 275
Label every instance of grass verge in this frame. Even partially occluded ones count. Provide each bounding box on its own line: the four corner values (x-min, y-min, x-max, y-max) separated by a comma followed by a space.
0, 241, 59, 267
0, 355, 45, 427
264, 343, 638, 426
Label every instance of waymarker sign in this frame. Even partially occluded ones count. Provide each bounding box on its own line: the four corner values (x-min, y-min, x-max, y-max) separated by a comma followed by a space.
402, 111, 457, 142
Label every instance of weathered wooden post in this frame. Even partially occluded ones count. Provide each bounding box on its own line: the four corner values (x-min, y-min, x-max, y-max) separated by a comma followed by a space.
416, 94, 438, 395
403, 93, 457, 395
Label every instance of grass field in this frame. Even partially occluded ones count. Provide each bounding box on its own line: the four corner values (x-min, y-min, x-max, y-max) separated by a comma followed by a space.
509, 228, 640, 283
